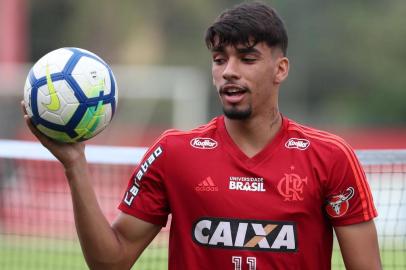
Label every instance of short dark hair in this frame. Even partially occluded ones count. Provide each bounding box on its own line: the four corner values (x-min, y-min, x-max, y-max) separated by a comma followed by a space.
205, 2, 288, 55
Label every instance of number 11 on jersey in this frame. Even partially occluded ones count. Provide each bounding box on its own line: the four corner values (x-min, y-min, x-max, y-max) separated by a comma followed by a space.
232, 256, 257, 270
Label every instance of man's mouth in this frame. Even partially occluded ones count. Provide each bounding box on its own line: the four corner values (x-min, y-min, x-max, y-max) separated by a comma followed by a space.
220, 84, 248, 96
222, 88, 246, 96
219, 85, 248, 104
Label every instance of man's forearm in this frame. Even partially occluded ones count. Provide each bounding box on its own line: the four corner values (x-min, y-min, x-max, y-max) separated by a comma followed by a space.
335, 221, 382, 270
65, 161, 127, 268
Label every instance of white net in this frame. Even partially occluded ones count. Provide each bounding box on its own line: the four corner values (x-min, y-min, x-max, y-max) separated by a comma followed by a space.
0, 139, 405, 269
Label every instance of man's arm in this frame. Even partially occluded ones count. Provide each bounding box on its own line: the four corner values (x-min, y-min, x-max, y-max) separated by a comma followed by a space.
66, 159, 161, 269
334, 220, 382, 270
22, 101, 161, 269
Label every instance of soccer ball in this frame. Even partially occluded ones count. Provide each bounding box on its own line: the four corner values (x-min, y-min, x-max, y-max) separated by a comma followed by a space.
23, 47, 118, 143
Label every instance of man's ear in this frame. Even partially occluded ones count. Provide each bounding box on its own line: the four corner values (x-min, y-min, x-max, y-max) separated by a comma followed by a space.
274, 56, 289, 84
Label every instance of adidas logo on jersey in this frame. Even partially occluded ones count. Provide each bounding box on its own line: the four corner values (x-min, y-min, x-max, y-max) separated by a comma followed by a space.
190, 137, 218, 149
285, 138, 310, 150
195, 177, 218, 192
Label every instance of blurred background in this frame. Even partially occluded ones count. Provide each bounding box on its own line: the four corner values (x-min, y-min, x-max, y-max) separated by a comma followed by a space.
0, 1, 405, 269
0, 0, 405, 148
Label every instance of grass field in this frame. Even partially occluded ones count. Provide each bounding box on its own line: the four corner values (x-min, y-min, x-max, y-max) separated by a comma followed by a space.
0, 235, 167, 270
0, 235, 404, 269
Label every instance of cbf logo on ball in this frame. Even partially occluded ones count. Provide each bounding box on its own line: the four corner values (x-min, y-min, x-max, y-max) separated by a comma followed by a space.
325, 187, 355, 218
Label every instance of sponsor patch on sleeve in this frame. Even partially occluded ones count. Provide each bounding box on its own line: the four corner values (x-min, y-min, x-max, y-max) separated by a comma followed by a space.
123, 146, 163, 207
325, 187, 355, 218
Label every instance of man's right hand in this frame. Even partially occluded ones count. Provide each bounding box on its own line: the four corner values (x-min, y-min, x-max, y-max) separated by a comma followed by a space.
21, 100, 86, 170
21, 100, 159, 269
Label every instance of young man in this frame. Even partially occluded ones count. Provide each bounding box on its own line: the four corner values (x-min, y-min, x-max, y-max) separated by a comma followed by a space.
23, 2, 382, 270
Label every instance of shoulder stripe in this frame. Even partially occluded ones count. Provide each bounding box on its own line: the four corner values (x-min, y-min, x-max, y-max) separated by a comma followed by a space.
129, 127, 212, 179
299, 126, 376, 220
141, 121, 218, 161
288, 126, 376, 220
129, 119, 219, 184
296, 125, 376, 220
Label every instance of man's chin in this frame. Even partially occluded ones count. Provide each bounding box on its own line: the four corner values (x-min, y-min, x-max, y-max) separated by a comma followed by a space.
223, 107, 252, 120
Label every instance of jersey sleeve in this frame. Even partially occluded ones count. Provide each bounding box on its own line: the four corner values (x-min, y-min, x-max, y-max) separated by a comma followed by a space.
118, 137, 170, 226
324, 142, 377, 226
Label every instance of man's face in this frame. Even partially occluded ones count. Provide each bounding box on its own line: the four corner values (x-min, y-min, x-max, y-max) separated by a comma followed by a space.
211, 42, 281, 120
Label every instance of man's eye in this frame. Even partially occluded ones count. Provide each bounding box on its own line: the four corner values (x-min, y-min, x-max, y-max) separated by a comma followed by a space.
213, 58, 226, 64
242, 57, 256, 63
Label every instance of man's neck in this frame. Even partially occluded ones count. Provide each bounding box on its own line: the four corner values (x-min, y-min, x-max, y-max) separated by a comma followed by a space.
224, 110, 282, 158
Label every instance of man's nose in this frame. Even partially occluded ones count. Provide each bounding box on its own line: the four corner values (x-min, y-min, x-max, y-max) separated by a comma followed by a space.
222, 58, 241, 81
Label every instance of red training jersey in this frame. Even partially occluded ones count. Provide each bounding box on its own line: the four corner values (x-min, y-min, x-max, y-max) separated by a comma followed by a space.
119, 115, 377, 270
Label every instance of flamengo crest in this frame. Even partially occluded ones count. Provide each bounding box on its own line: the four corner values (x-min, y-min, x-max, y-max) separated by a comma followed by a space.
277, 172, 308, 201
